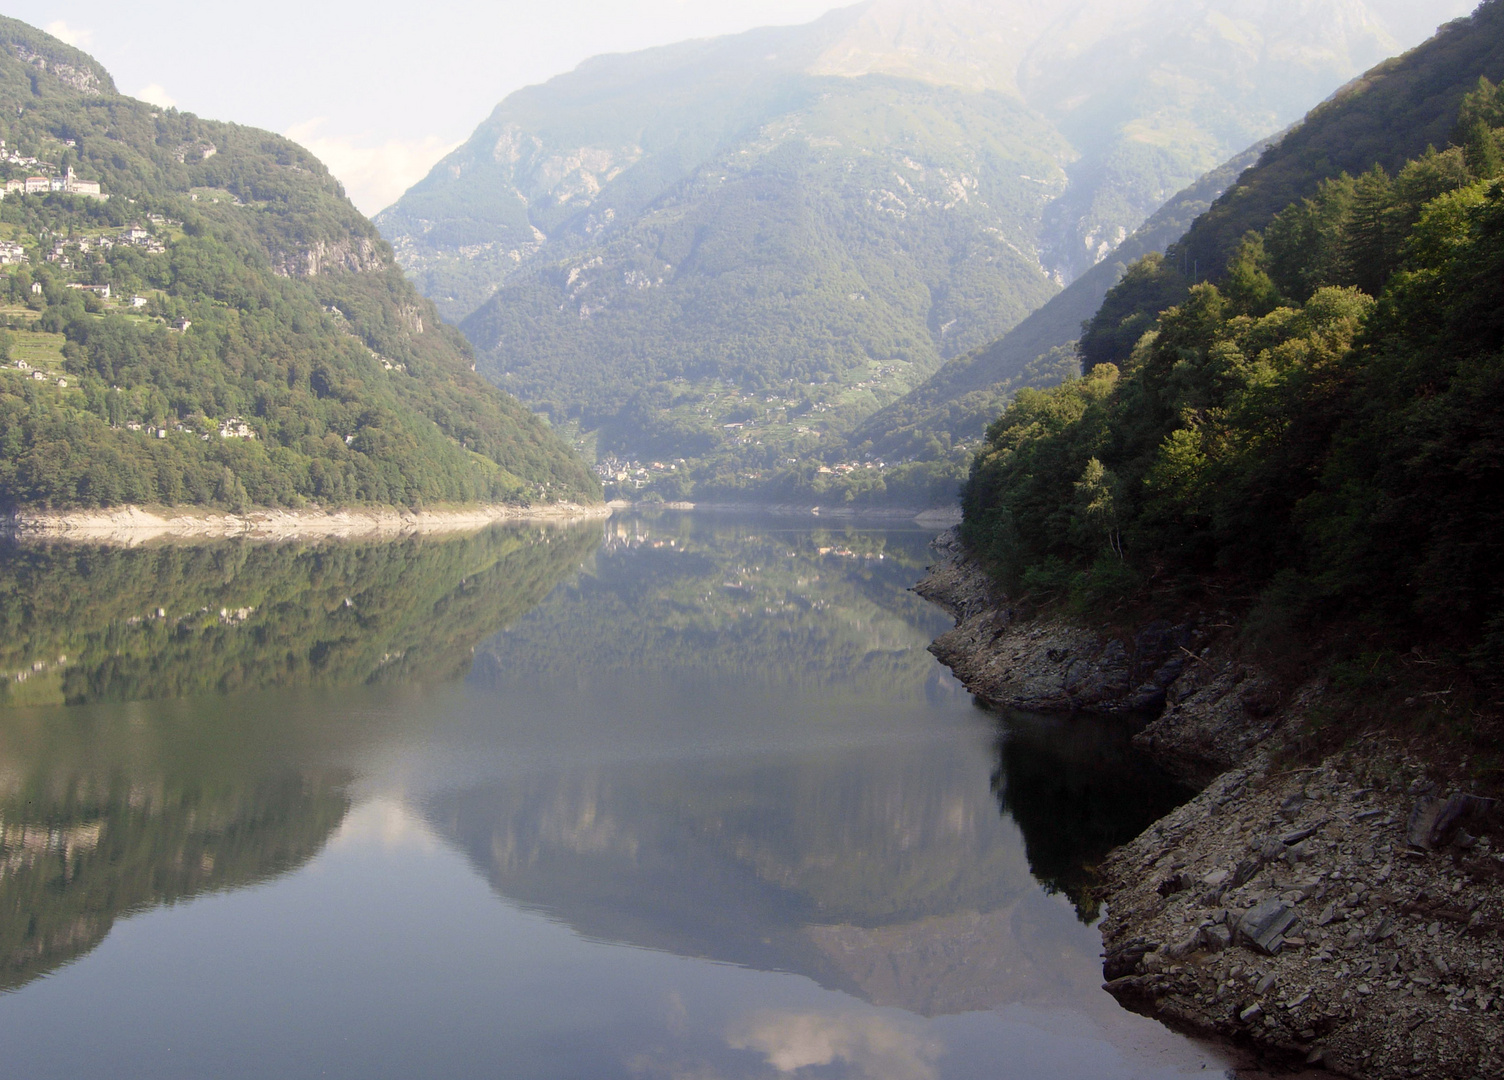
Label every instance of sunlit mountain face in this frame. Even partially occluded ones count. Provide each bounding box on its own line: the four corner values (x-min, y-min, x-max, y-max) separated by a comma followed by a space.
376, 0, 1470, 493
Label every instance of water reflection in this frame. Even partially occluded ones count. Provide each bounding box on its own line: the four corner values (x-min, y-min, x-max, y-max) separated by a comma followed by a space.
994, 713, 1194, 922
0, 700, 352, 992
0, 515, 1215, 1078
475, 513, 954, 696
727, 1009, 941, 1080
0, 522, 597, 993
423, 514, 1190, 1022
0, 523, 599, 706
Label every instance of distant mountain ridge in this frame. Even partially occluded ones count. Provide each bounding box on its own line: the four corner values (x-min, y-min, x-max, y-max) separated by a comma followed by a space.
0, 18, 599, 512
847, 139, 1270, 464
377, 0, 1470, 500
1081, 0, 1504, 372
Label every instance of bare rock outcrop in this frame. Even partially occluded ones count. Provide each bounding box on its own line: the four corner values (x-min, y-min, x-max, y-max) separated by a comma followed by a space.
917, 529, 1267, 780
917, 529, 1503, 1079
271, 237, 387, 278
1099, 750, 1504, 1080
9, 43, 107, 95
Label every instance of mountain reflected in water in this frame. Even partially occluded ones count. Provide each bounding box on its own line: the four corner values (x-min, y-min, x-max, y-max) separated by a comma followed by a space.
0, 522, 598, 992
424, 513, 1192, 1020
0, 699, 354, 993
0, 523, 600, 707
0, 515, 1207, 1079
474, 514, 957, 697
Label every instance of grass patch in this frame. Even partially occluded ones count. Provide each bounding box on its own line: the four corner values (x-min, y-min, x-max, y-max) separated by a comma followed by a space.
9, 328, 66, 370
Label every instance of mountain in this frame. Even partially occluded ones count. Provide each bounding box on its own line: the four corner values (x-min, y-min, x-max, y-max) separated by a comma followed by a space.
1080, 0, 1504, 369
847, 139, 1269, 465
960, 0, 1504, 682
376, 0, 1468, 500
0, 19, 599, 512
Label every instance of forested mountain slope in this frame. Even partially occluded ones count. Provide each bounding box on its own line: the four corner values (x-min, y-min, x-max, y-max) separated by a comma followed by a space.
377, 0, 1462, 499
0, 19, 599, 511
847, 141, 1268, 465
864, 0, 1503, 485
1081, 0, 1504, 371
961, 0, 1504, 686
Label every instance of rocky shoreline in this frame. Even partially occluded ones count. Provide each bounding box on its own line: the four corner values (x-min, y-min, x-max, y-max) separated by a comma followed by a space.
917, 529, 1503, 1080
2, 501, 612, 545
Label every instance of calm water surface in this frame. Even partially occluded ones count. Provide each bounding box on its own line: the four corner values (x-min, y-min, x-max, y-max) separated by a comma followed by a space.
0, 514, 1224, 1079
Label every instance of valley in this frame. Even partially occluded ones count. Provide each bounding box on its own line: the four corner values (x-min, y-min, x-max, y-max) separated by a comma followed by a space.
378, 0, 1470, 505
1, 4, 1502, 1079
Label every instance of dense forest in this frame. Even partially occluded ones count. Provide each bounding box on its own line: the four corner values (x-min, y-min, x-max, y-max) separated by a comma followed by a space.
0, 19, 599, 511
962, 68, 1504, 685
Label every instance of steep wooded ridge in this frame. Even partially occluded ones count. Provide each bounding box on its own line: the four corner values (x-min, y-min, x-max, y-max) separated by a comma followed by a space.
1081, 0, 1504, 370
852, 141, 1269, 465
0, 19, 599, 511
378, 0, 1461, 504
964, 0, 1504, 680
939, 8, 1504, 1075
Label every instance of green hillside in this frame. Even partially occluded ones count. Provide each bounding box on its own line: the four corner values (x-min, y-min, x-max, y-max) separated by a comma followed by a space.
378, 0, 1458, 503
0, 19, 599, 511
1081, 0, 1504, 371
961, 1, 1504, 695
847, 142, 1269, 468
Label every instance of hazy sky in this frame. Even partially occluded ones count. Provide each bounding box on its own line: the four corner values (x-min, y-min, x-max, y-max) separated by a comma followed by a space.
5, 0, 844, 213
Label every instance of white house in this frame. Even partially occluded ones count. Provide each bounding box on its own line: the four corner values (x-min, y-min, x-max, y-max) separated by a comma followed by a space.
24, 176, 48, 194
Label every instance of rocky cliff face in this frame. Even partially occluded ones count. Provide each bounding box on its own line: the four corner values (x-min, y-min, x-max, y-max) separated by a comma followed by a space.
916, 529, 1504, 1079
270, 236, 388, 278
6, 38, 113, 96
917, 528, 1281, 785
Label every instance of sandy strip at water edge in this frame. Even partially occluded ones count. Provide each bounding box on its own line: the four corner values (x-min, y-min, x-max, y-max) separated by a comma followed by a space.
2, 502, 614, 545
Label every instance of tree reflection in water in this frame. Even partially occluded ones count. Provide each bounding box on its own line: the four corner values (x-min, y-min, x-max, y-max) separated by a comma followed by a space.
991, 711, 1194, 923
0, 522, 598, 991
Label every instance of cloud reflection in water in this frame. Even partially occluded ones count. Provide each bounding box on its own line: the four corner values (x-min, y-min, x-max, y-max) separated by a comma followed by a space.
728, 1008, 941, 1079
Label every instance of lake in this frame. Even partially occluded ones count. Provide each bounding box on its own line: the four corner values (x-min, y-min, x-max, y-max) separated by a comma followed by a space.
0, 513, 1229, 1079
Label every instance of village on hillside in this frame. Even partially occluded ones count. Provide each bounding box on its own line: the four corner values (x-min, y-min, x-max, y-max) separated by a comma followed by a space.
0, 138, 107, 199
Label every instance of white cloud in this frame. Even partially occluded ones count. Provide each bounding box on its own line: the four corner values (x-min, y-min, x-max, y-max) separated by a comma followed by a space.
136, 84, 177, 109
44, 20, 92, 48
284, 119, 458, 217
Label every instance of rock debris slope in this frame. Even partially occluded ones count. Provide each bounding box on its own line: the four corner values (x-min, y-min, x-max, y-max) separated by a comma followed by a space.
918, 531, 1504, 1079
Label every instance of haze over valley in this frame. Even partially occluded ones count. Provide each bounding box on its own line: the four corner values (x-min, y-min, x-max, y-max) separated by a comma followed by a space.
376, 0, 1472, 505
2, 6, 1504, 1080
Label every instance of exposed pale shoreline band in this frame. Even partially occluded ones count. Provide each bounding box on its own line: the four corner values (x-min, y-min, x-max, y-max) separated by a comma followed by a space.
2, 502, 613, 545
